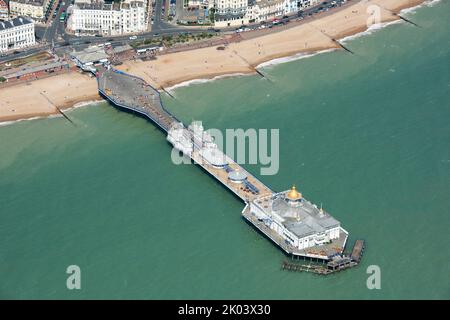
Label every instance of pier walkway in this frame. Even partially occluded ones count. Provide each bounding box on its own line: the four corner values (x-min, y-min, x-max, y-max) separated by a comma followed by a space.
97, 67, 272, 203
97, 67, 179, 132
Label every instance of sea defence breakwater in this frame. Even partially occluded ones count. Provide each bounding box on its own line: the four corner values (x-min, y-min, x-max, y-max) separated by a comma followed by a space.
97, 66, 364, 274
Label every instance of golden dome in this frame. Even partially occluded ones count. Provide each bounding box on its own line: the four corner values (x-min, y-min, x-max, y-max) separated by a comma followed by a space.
287, 185, 302, 201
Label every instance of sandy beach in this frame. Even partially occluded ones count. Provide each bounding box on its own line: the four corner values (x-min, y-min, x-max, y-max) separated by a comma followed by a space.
0, 72, 100, 122
0, 0, 426, 123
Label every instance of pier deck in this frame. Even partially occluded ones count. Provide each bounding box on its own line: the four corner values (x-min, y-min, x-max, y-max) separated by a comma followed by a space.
281, 239, 364, 275
97, 67, 273, 203
97, 68, 178, 132
191, 150, 273, 202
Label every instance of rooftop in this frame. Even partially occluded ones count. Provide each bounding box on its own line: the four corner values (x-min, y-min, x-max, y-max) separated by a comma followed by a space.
70, 46, 108, 64
110, 44, 133, 54
255, 0, 285, 8
0, 61, 68, 79
253, 186, 341, 239
243, 205, 348, 259
9, 0, 45, 6
76, 0, 144, 11
0, 16, 33, 31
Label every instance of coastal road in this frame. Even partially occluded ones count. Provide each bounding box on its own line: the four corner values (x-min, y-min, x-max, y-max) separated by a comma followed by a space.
152, 0, 177, 33
35, 0, 72, 44
1, 0, 349, 62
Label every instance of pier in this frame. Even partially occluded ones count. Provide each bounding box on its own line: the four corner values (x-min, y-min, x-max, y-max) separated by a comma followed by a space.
97, 66, 273, 204
97, 67, 179, 132
95, 66, 357, 266
282, 240, 365, 275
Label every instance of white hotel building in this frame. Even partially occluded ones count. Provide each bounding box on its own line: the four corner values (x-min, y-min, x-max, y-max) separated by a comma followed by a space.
211, 0, 321, 27
0, 16, 35, 53
213, 0, 249, 27
67, 0, 148, 36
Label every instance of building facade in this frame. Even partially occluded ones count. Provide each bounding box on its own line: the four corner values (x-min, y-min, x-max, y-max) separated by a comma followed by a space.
213, 0, 249, 27
0, 0, 8, 20
247, 0, 284, 23
211, 0, 323, 27
0, 16, 35, 53
249, 186, 346, 251
67, 0, 148, 36
8, 0, 50, 21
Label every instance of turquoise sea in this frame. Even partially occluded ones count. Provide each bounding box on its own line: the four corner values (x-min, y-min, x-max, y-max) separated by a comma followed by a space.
0, 1, 449, 299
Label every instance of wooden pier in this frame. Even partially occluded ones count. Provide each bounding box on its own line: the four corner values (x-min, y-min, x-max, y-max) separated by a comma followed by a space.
97, 67, 179, 132
282, 240, 365, 275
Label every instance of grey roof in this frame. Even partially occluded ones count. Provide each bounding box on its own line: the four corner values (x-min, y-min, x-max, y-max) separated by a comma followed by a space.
0, 16, 33, 31
1, 61, 68, 79
255, 0, 284, 8
77, 2, 117, 10
111, 44, 132, 54
255, 190, 341, 239
76, 1, 143, 11
71, 47, 108, 64
9, 0, 44, 6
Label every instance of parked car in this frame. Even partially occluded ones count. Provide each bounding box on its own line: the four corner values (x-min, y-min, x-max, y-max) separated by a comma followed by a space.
129, 35, 137, 40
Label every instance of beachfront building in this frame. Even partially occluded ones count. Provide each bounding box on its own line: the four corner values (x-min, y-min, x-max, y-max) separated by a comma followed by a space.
0, 0, 9, 20
174, 0, 332, 27
184, 0, 210, 7
249, 185, 347, 254
213, 0, 250, 27
0, 16, 35, 53
284, 0, 298, 14
67, 0, 148, 36
246, 0, 284, 23
298, 0, 321, 9
8, 0, 50, 22
211, 0, 321, 27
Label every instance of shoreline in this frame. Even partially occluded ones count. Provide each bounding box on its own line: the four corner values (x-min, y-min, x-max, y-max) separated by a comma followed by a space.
116, 0, 427, 89
0, 0, 429, 125
0, 95, 103, 124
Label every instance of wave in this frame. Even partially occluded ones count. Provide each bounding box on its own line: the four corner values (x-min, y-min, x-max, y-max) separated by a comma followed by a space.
256, 49, 337, 69
165, 73, 251, 92
0, 99, 104, 127
166, 49, 338, 92
0, 115, 53, 127
61, 99, 104, 112
401, 0, 443, 15
340, 0, 439, 44
339, 19, 403, 44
